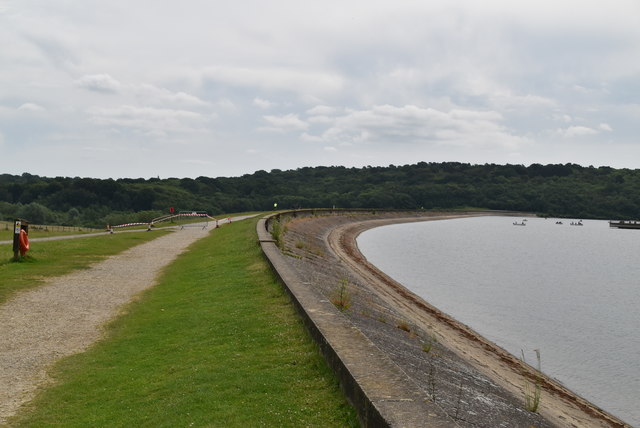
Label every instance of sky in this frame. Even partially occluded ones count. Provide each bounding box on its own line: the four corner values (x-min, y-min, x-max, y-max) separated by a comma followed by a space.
1, 0, 639, 179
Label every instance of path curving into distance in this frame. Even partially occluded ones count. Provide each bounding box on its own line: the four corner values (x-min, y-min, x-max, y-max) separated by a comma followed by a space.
0, 215, 254, 424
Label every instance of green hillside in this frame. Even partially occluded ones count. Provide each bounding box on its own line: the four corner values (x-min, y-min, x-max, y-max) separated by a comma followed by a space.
2, 162, 639, 227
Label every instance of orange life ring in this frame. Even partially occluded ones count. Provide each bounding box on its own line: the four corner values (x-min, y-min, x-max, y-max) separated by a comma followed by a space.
19, 229, 30, 256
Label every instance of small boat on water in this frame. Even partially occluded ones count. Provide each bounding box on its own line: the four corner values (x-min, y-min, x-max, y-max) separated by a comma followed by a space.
609, 220, 640, 230
513, 221, 526, 226
570, 220, 583, 226
556, 221, 563, 225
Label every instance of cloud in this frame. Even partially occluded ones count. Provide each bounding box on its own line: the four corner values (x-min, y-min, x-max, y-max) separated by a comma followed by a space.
88, 105, 210, 137
302, 104, 528, 150
215, 98, 237, 112
307, 115, 336, 125
137, 84, 210, 108
553, 114, 573, 123
572, 85, 593, 94
307, 105, 339, 116
301, 132, 324, 143
203, 66, 344, 99
76, 74, 121, 93
23, 32, 80, 73
488, 92, 556, 110
2, 1, 639, 177
171, 92, 209, 107
17, 103, 45, 112
181, 159, 215, 166
253, 97, 276, 109
259, 113, 308, 133
557, 125, 598, 138
306, 106, 344, 124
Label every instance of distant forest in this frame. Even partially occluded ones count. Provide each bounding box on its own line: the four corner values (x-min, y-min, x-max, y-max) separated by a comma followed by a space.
1, 162, 639, 227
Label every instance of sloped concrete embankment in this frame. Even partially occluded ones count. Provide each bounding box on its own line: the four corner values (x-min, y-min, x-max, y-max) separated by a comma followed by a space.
258, 209, 628, 428
257, 213, 456, 428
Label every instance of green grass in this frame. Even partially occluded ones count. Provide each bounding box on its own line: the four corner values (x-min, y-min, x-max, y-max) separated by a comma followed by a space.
0, 231, 170, 304
9, 217, 358, 427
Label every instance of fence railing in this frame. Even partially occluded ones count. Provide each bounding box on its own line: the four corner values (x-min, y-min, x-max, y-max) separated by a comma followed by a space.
1, 222, 99, 234
108, 212, 218, 231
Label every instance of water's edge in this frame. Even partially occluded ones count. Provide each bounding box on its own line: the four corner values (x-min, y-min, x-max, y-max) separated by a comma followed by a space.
357, 216, 637, 427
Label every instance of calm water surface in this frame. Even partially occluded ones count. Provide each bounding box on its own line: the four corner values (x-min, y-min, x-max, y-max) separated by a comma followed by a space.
358, 216, 640, 426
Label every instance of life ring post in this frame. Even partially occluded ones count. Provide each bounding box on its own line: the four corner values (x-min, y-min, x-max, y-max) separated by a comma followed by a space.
12, 218, 29, 261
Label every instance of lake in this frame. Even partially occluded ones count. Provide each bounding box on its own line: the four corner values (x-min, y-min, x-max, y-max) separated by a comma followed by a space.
357, 216, 640, 426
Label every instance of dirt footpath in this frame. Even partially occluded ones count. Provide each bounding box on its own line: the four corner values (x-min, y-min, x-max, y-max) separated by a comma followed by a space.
0, 225, 211, 424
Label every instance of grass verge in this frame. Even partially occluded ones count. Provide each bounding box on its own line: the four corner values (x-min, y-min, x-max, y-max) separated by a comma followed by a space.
9, 217, 358, 427
0, 231, 170, 305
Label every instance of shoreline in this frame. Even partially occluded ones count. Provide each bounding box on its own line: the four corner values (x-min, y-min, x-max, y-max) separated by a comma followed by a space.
331, 215, 627, 427
269, 210, 629, 427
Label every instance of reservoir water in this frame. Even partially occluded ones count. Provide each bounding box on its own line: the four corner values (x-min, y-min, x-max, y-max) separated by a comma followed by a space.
357, 216, 640, 426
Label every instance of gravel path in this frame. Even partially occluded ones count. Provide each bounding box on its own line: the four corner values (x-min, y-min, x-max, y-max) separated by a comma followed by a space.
0, 224, 215, 424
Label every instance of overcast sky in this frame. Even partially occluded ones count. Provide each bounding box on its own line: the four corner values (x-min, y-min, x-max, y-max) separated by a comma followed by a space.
1, 1, 639, 179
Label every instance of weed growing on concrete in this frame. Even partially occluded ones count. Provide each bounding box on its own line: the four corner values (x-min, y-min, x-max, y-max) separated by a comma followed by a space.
521, 349, 542, 413
396, 320, 411, 333
270, 218, 288, 250
330, 278, 351, 312
311, 247, 325, 257
282, 251, 302, 259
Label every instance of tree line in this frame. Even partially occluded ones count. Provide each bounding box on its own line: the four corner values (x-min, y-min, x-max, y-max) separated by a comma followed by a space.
1, 162, 639, 227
